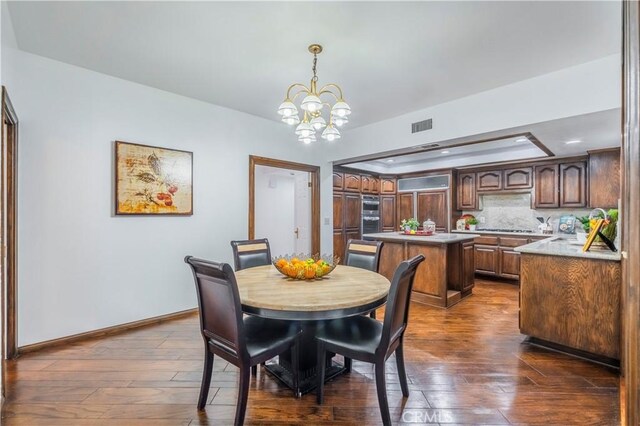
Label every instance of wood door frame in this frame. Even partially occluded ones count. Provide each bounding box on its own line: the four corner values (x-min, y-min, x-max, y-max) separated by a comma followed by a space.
1, 87, 18, 364
249, 156, 321, 255
622, 2, 639, 425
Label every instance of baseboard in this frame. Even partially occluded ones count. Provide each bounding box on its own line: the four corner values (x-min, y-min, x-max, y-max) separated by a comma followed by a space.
18, 308, 198, 355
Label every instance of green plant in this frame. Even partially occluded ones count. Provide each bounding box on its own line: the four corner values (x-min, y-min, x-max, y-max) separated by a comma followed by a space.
466, 217, 479, 225
400, 218, 420, 230
578, 216, 591, 233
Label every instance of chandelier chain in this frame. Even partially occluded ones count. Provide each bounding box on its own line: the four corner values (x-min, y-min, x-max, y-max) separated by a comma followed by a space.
312, 53, 318, 83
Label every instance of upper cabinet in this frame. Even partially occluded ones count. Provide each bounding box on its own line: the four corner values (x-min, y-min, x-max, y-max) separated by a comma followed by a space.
344, 173, 361, 192
534, 164, 560, 208
380, 177, 396, 194
476, 171, 502, 191
504, 167, 533, 190
417, 190, 448, 232
332, 172, 344, 190
457, 172, 476, 210
360, 175, 380, 194
559, 162, 587, 208
589, 149, 621, 209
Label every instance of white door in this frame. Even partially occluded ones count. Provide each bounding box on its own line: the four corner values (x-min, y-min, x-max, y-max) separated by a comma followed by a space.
294, 172, 311, 254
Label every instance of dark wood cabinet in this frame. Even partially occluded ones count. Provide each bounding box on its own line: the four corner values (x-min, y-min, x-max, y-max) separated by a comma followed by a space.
332, 172, 344, 191
333, 191, 361, 263
345, 229, 361, 246
534, 164, 559, 208
360, 175, 372, 193
380, 178, 396, 194
457, 172, 476, 210
333, 231, 345, 263
477, 171, 502, 191
332, 193, 343, 230
397, 193, 414, 222
344, 173, 361, 192
559, 162, 587, 208
462, 241, 475, 293
370, 177, 379, 194
589, 149, 620, 209
380, 195, 396, 232
499, 248, 521, 280
344, 193, 361, 229
504, 167, 533, 189
474, 244, 499, 276
417, 191, 447, 232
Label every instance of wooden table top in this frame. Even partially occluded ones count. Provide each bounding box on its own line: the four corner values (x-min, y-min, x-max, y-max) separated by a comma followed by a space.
235, 265, 390, 319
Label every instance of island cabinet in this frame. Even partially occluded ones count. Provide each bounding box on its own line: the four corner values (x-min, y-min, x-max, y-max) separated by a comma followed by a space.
363, 232, 476, 308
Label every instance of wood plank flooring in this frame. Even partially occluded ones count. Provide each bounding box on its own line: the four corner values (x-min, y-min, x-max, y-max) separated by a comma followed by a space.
2, 280, 620, 425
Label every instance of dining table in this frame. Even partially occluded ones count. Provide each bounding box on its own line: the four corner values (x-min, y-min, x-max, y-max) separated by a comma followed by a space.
234, 264, 391, 396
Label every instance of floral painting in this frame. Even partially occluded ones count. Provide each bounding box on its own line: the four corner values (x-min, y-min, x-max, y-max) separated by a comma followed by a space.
115, 141, 193, 215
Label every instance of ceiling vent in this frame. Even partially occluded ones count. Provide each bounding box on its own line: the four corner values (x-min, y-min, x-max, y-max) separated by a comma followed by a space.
411, 118, 433, 134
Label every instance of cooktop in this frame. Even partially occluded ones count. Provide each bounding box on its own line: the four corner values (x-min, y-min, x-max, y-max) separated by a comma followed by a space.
476, 228, 536, 233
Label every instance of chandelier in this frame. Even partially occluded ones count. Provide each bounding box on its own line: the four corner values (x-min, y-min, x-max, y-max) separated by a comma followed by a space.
277, 44, 351, 144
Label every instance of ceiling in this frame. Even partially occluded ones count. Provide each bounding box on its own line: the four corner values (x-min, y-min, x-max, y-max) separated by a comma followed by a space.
6, 1, 621, 129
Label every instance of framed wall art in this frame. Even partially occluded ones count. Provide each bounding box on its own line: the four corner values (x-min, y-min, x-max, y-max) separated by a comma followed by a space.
115, 141, 193, 215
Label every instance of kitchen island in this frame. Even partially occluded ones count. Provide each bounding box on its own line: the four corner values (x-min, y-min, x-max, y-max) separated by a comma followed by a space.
363, 232, 479, 308
515, 236, 621, 364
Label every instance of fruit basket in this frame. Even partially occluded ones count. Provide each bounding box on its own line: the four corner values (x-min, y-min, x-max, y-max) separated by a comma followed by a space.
273, 254, 339, 280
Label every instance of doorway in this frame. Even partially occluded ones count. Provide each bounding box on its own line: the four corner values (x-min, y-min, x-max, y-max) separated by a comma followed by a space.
249, 156, 320, 256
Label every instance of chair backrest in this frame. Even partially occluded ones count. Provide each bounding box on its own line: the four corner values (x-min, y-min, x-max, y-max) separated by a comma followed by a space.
185, 256, 247, 360
344, 239, 383, 272
230, 239, 272, 271
379, 255, 425, 352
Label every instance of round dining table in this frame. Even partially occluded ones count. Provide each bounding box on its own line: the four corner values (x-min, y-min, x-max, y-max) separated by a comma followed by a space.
234, 264, 391, 396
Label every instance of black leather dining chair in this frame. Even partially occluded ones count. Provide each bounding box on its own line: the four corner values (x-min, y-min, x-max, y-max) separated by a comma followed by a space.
315, 255, 425, 426
230, 239, 271, 271
345, 239, 383, 318
185, 256, 301, 425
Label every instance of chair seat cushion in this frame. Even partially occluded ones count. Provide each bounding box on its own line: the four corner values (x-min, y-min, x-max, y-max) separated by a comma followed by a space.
316, 315, 383, 356
243, 316, 300, 361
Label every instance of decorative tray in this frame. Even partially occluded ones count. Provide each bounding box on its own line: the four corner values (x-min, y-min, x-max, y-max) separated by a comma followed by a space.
399, 230, 434, 236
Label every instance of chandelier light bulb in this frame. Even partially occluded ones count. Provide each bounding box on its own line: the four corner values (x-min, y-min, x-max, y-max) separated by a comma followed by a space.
282, 114, 300, 126
310, 116, 326, 130
333, 116, 348, 127
277, 100, 298, 117
321, 125, 341, 141
301, 94, 323, 112
299, 134, 316, 144
295, 122, 314, 137
331, 101, 351, 118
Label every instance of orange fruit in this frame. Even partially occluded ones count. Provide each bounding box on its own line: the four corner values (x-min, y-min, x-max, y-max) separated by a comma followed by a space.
291, 257, 300, 264
304, 266, 316, 279
276, 258, 287, 268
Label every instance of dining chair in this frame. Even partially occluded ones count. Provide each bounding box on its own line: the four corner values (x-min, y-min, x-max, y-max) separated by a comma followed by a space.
185, 256, 301, 426
344, 239, 383, 318
315, 254, 425, 426
230, 238, 272, 271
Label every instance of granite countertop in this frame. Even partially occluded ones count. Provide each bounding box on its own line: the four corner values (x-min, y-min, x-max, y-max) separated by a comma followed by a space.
451, 229, 550, 237
363, 232, 479, 244
514, 236, 621, 261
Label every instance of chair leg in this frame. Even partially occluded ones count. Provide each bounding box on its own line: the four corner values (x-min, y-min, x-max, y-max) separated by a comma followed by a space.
369, 309, 376, 319
316, 342, 326, 405
291, 339, 300, 398
235, 367, 251, 426
396, 340, 410, 397
251, 365, 257, 376
197, 350, 214, 410
375, 359, 392, 426
344, 356, 352, 373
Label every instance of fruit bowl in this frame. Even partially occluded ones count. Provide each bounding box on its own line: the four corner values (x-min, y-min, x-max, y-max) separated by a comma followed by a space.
273, 254, 339, 280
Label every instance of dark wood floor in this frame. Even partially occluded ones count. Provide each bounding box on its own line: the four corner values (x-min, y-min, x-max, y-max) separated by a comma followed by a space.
2, 279, 620, 425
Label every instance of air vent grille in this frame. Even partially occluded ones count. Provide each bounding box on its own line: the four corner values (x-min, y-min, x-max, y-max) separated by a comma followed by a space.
411, 118, 433, 133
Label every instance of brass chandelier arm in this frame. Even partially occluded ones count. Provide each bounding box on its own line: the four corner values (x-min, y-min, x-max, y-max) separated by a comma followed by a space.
318, 89, 339, 102
319, 83, 345, 100
291, 89, 310, 102
285, 83, 310, 100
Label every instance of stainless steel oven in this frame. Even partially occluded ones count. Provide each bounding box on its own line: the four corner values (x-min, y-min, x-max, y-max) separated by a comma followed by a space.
362, 195, 380, 234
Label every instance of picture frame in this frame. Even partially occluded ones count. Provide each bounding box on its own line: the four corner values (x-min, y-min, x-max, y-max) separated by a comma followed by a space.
115, 141, 193, 215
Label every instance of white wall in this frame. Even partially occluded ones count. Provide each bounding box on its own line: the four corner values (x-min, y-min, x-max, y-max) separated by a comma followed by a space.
254, 169, 296, 257
335, 55, 621, 162
1, 47, 334, 346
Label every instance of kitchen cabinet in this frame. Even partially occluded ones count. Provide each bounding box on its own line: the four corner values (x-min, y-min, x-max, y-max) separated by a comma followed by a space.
332, 193, 343, 230
380, 195, 396, 232
416, 190, 447, 232
499, 248, 521, 280
344, 193, 361, 229
473, 235, 532, 280
474, 245, 499, 276
361, 175, 373, 193
371, 177, 380, 194
333, 231, 345, 263
380, 177, 396, 194
559, 162, 587, 208
333, 192, 361, 264
397, 192, 414, 222
332, 172, 344, 191
589, 149, 620, 209
477, 171, 502, 191
461, 241, 475, 293
457, 172, 476, 210
344, 173, 361, 192
504, 167, 533, 189
534, 164, 560, 208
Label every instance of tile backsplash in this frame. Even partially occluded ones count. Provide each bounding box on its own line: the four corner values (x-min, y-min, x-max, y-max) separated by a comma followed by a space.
462, 193, 593, 233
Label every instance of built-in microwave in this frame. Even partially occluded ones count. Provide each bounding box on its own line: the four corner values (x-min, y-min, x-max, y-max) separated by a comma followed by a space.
362, 195, 380, 234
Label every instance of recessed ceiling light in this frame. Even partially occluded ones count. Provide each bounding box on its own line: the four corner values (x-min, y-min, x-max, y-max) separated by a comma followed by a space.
441, 150, 450, 154
515, 137, 529, 143
565, 140, 582, 145
386, 159, 394, 163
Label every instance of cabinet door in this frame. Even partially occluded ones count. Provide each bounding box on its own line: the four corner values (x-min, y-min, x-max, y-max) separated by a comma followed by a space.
534, 164, 559, 208
499, 248, 521, 280
345, 229, 361, 245
560, 162, 587, 208
371, 177, 379, 194
380, 195, 396, 231
477, 171, 502, 191
457, 172, 476, 210
417, 191, 447, 231
333, 193, 344, 231
397, 193, 414, 222
589, 149, 620, 209
344, 193, 361, 230
332, 172, 344, 191
380, 178, 396, 194
504, 167, 533, 189
474, 244, 499, 275
462, 241, 475, 292
344, 173, 361, 192
360, 176, 371, 193
333, 231, 345, 264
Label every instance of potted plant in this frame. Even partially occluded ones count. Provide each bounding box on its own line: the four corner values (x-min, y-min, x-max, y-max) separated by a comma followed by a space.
400, 218, 420, 233
466, 217, 479, 231
577, 209, 618, 244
